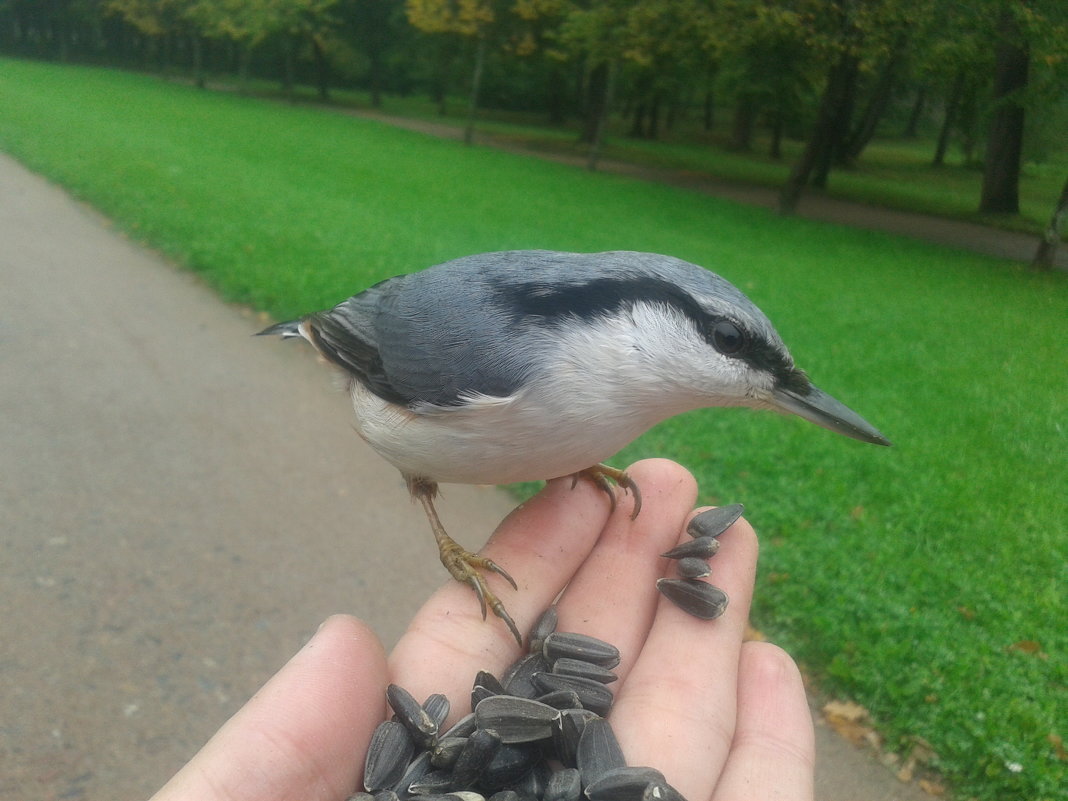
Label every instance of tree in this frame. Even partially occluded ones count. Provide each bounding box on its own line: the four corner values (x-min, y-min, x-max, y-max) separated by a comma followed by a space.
708, 1, 814, 155
979, 6, 1029, 214
107, 0, 207, 77
407, 0, 510, 144
1031, 174, 1068, 270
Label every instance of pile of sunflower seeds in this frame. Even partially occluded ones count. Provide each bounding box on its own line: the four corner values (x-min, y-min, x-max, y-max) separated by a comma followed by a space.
347, 504, 742, 801
348, 607, 688, 801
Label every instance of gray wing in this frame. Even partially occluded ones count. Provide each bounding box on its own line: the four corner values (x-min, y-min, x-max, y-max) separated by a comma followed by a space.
306, 264, 530, 408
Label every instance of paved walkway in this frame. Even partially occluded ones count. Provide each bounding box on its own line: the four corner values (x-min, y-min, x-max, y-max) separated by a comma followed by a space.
1, 151, 934, 801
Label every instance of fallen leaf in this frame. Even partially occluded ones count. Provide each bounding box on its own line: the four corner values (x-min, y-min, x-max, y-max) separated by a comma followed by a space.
918, 778, 946, 795
823, 699, 868, 722
1007, 640, 1047, 658
823, 699, 873, 746
1049, 732, 1067, 761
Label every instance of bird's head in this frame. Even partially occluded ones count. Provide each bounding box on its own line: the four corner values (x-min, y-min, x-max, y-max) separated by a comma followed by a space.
650, 258, 891, 447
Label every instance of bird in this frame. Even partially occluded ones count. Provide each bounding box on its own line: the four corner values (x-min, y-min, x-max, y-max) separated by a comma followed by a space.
259, 250, 890, 643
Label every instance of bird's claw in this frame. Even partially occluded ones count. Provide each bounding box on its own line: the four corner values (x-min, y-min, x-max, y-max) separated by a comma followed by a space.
575, 463, 643, 519
441, 544, 522, 645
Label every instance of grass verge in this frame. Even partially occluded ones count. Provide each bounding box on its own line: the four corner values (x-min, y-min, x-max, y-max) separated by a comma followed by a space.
253, 82, 1065, 236
1, 59, 1065, 800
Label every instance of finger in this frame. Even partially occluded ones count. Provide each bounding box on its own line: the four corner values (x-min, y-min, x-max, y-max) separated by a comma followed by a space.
151, 615, 388, 801
710, 642, 815, 801
610, 514, 758, 801
388, 471, 612, 713
554, 458, 699, 680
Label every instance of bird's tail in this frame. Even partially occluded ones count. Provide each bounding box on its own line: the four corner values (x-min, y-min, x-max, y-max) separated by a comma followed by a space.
256, 320, 303, 338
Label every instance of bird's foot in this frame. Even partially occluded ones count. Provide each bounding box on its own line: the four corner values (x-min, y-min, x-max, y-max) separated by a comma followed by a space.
573, 463, 643, 519
437, 537, 521, 645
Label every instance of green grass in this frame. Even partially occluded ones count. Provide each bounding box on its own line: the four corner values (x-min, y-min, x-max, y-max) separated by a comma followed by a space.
2, 59, 1065, 800
287, 84, 1064, 236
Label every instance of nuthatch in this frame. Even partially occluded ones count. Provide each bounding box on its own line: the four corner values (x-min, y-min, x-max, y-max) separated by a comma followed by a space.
260, 250, 890, 642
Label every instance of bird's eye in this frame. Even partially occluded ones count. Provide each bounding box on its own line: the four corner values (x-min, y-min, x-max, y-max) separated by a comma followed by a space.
711, 320, 745, 355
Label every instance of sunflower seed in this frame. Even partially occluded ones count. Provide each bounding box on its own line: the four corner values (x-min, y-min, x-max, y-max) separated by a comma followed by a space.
674, 557, 711, 579
551, 657, 618, 684
451, 728, 502, 788
531, 672, 614, 716
374, 791, 401, 801
448, 793, 488, 801
440, 713, 478, 740
486, 792, 521, 801
551, 708, 599, 767
429, 736, 467, 769
479, 743, 541, 790
542, 632, 620, 669
528, 606, 558, 654
388, 684, 438, 748
424, 694, 451, 730
686, 504, 743, 539
513, 762, 551, 800
656, 578, 729, 620
661, 536, 719, 560
365, 720, 416, 792
584, 766, 667, 801
472, 670, 508, 709
533, 689, 583, 710
394, 750, 432, 798
474, 696, 559, 743
407, 770, 457, 796
576, 717, 626, 787
543, 767, 582, 801
502, 653, 550, 699
345, 793, 375, 801
642, 780, 688, 801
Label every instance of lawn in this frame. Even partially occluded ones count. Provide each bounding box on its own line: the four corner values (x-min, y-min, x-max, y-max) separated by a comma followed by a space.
260, 83, 1065, 236
1, 59, 1064, 800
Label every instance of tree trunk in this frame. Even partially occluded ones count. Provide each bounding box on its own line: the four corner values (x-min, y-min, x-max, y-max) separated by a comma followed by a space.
630, 102, 647, 138
703, 90, 715, 131
546, 64, 567, 125
980, 10, 1029, 214
647, 93, 661, 140
932, 71, 964, 166
903, 86, 926, 137
780, 51, 857, 214
463, 34, 487, 146
1031, 174, 1068, 270
843, 33, 906, 162
729, 94, 757, 151
769, 114, 783, 159
281, 36, 295, 102
192, 34, 205, 88
311, 36, 331, 101
585, 61, 614, 171
238, 42, 252, 93
581, 60, 610, 145
813, 55, 857, 185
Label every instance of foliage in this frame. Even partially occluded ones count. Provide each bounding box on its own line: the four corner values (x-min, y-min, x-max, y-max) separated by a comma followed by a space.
5, 0, 1067, 219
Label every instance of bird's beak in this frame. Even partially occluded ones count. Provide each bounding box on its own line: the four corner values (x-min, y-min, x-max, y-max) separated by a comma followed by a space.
770, 384, 891, 446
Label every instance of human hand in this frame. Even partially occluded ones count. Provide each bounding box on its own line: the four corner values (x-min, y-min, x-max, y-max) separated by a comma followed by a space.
150, 459, 814, 801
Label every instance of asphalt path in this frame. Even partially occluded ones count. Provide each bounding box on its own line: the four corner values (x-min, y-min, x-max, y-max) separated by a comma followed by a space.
1, 152, 931, 800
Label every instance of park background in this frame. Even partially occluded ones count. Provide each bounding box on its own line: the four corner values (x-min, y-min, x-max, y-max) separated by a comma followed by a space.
1, 1, 1066, 800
